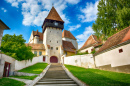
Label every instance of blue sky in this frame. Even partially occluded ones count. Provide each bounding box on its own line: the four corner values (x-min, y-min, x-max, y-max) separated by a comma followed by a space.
0, 0, 99, 48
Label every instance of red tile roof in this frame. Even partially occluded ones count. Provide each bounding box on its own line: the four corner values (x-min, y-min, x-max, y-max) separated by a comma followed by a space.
62, 30, 76, 40
45, 7, 64, 22
26, 43, 45, 50
80, 35, 102, 50
33, 30, 43, 41
96, 26, 130, 54
62, 40, 76, 53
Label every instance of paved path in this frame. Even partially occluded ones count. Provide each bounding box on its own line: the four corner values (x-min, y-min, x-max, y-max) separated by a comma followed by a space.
35, 63, 78, 86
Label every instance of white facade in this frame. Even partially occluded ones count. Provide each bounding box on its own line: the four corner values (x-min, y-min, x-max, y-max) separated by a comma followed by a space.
62, 37, 78, 50
0, 28, 4, 46
64, 54, 95, 68
80, 46, 94, 53
43, 27, 63, 63
95, 43, 130, 67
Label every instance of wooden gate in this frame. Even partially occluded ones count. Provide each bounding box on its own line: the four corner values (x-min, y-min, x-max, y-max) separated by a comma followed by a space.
3, 62, 10, 77
50, 56, 58, 63
43, 56, 46, 62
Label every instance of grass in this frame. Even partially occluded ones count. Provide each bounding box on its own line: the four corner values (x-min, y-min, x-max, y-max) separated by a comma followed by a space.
9, 75, 38, 80
65, 65, 130, 86
18, 63, 48, 74
0, 78, 25, 86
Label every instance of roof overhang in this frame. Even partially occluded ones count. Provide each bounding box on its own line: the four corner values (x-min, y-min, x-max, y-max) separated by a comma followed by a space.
0, 19, 10, 30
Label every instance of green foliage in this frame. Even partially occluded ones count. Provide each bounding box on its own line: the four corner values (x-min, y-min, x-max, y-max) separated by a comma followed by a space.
75, 50, 88, 55
18, 63, 48, 74
9, 75, 38, 80
92, 0, 130, 41
91, 49, 96, 54
0, 78, 25, 86
0, 34, 34, 61
65, 65, 130, 86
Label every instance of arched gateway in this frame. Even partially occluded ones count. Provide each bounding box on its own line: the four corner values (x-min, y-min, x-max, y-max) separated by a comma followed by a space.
50, 56, 58, 63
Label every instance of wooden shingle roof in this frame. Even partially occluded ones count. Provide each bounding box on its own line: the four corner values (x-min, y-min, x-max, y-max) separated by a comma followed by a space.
33, 30, 43, 41
62, 40, 76, 53
95, 26, 130, 55
62, 30, 76, 40
26, 43, 45, 50
80, 35, 102, 50
45, 7, 64, 22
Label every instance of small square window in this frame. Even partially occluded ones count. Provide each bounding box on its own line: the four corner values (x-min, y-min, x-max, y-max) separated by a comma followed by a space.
56, 47, 58, 50
34, 51, 37, 56
51, 47, 53, 50
119, 49, 123, 53
39, 52, 42, 56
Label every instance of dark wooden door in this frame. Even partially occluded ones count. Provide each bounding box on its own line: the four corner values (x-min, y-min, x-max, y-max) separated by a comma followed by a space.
43, 56, 46, 62
50, 56, 58, 63
3, 62, 10, 77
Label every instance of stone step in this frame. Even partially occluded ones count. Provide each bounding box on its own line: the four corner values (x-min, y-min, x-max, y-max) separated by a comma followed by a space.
36, 81, 76, 84
39, 79, 73, 81
35, 84, 78, 86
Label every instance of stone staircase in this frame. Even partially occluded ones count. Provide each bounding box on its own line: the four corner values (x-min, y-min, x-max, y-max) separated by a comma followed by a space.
35, 63, 78, 86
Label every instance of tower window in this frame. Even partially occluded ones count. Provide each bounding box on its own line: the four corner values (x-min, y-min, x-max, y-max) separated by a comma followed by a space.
57, 41, 58, 43
56, 47, 58, 50
51, 47, 53, 50
50, 40, 51, 42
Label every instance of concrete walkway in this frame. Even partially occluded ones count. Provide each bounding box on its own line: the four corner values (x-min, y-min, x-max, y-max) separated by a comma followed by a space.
35, 63, 78, 86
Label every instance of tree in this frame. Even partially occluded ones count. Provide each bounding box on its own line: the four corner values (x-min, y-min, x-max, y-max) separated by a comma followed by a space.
0, 34, 34, 61
92, 0, 130, 40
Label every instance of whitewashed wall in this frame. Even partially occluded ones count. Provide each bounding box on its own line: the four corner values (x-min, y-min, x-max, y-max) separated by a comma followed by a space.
95, 44, 130, 67
0, 28, 4, 46
64, 54, 95, 68
80, 46, 94, 53
15, 55, 45, 70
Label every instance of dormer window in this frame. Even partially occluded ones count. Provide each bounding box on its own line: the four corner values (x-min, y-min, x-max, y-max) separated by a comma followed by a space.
54, 22, 58, 26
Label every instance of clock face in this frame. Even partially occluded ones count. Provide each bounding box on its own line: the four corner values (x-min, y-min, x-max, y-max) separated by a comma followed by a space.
54, 22, 58, 26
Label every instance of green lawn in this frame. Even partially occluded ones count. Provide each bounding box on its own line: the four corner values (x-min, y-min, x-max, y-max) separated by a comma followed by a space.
18, 63, 48, 74
9, 75, 38, 80
0, 78, 25, 86
65, 65, 130, 86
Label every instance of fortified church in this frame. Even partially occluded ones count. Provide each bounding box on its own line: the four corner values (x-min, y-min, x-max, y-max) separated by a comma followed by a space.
26, 6, 78, 63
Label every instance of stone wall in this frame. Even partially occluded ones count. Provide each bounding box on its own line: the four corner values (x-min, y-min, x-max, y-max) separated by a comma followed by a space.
64, 54, 95, 68
0, 28, 4, 46
0, 54, 15, 78
15, 55, 45, 70
95, 43, 130, 73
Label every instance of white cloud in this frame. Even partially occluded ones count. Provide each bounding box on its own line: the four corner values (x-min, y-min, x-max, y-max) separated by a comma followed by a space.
1, 8, 7, 12
68, 24, 81, 31
65, 0, 80, 4
78, 1, 99, 22
5, 0, 81, 26
76, 26, 94, 49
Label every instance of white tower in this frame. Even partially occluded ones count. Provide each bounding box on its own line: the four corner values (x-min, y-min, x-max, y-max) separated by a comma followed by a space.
42, 6, 64, 63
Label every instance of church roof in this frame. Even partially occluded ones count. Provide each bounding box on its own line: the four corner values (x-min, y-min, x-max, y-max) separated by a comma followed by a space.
0, 19, 10, 30
45, 7, 64, 22
62, 40, 76, 53
62, 30, 76, 40
95, 26, 130, 55
80, 35, 102, 50
33, 30, 43, 41
26, 43, 45, 50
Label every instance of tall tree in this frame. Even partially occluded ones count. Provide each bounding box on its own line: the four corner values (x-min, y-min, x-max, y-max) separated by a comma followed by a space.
92, 0, 130, 40
0, 34, 34, 61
